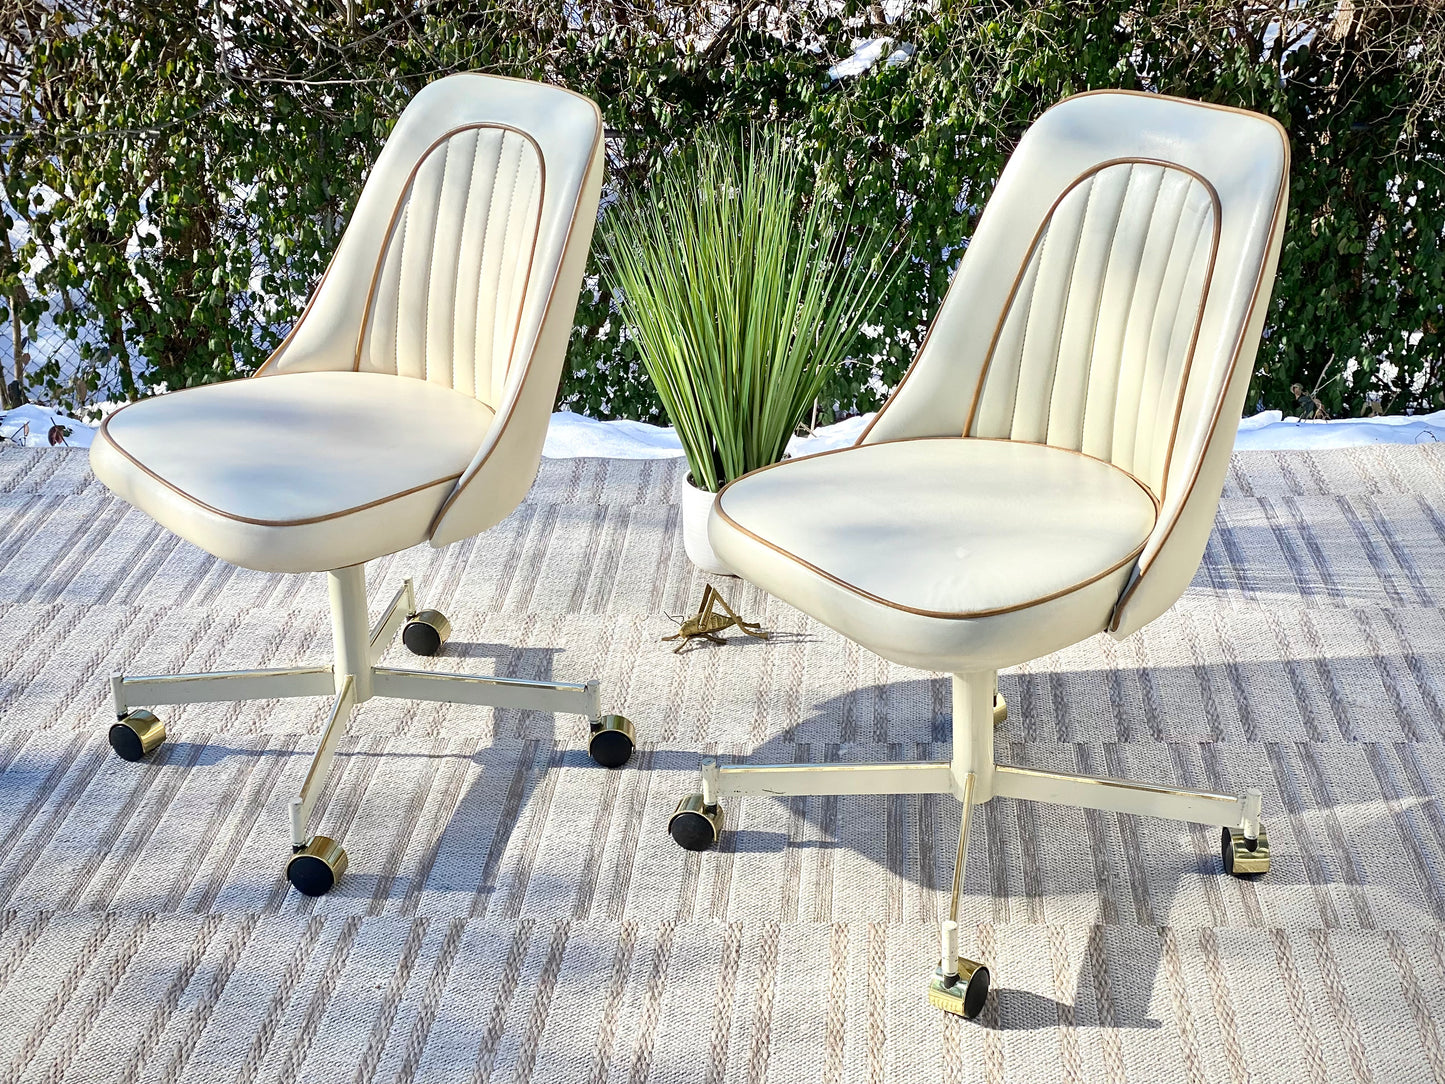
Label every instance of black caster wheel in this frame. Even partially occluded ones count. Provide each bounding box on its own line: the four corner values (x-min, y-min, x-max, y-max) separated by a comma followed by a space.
1221, 825, 1270, 877
287, 836, 348, 896
961, 964, 991, 1019
928, 960, 990, 1020
403, 609, 451, 656
668, 794, 724, 850
109, 710, 166, 761
588, 715, 635, 768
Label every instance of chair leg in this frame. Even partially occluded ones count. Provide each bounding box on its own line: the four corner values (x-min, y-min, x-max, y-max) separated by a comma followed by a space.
366, 572, 637, 766
107, 666, 336, 761
929, 772, 990, 1019
368, 578, 417, 664
370, 668, 636, 767
285, 675, 357, 896
668, 756, 955, 850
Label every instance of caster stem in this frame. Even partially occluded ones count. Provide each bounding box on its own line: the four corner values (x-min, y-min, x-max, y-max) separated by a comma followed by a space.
940, 920, 960, 980
701, 757, 720, 807
934, 772, 989, 1019
1241, 786, 1263, 841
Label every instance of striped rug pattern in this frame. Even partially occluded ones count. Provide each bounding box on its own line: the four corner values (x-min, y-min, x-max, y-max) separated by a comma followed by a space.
0, 444, 1443, 1083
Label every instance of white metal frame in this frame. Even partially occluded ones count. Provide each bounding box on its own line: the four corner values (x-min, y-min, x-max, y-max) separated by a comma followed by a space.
111, 564, 607, 850
702, 670, 1263, 836
698, 668, 1265, 996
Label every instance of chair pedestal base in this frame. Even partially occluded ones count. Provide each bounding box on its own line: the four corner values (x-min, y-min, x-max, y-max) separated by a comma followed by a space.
109, 565, 634, 895
671, 669, 1267, 1021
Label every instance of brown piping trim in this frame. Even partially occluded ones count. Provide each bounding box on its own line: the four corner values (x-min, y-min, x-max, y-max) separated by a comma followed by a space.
352, 121, 548, 373
857, 88, 1287, 445
963, 435, 1159, 513
95, 375, 473, 527
1061, 87, 1292, 145
426, 96, 605, 533
497, 148, 547, 399
953, 158, 1225, 453
712, 435, 1158, 621
953, 178, 1071, 438
103, 78, 598, 533
957, 157, 1221, 442
254, 71, 603, 380
734, 434, 1161, 510
1108, 123, 1291, 630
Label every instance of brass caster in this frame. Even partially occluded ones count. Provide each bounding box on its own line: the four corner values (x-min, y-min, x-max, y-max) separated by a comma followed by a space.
993, 693, 1007, 726
1221, 824, 1270, 877
108, 710, 166, 762
669, 794, 723, 851
588, 714, 635, 768
928, 958, 991, 1019
403, 609, 451, 657
287, 836, 349, 896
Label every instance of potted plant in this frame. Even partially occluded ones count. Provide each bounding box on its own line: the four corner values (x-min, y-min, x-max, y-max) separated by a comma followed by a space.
601, 129, 898, 574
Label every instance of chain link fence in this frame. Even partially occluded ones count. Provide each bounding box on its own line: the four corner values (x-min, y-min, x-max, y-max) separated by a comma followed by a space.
1, 213, 290, 416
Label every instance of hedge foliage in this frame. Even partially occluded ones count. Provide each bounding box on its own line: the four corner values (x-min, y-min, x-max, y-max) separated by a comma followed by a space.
2, 1, 1442, 421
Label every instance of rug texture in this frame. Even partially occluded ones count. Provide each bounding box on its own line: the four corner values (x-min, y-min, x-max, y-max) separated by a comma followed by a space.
0, 445, 1443, 1084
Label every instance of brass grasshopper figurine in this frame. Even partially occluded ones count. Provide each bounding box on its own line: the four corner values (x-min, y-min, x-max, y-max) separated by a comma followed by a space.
663, 584, 768, 653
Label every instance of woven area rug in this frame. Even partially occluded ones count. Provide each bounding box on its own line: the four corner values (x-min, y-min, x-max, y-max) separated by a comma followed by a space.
1, 444, 1443, 1084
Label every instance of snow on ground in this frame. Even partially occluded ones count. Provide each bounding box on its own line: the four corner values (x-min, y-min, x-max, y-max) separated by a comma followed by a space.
0, 404, 97, 449
540, 410, 873, 459
545, 408, 1445, 458
1233, 409, 1445, 450
4, 402, 1442, 458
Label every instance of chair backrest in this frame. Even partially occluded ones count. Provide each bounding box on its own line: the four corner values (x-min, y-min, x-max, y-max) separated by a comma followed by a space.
355, 123, 545, 406
861, 91, 1289, 637
259, 73, 605, 547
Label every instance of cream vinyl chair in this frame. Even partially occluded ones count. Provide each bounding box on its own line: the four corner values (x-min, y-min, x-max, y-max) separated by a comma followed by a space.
669, 91, 1289, 1019
90, 74, 634, 896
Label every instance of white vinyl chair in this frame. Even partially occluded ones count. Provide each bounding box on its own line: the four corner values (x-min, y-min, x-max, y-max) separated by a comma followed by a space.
670, 91, 1289, 1018
90, 74, 632, 896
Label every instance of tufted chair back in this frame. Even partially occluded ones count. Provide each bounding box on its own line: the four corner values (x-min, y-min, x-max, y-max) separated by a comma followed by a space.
258, 73, 605, 547
355, 125, 544, 407
861, 91, 1289, 637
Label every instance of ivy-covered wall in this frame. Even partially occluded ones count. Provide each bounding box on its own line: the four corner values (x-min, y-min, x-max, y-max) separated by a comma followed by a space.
3, 1, 1442, 421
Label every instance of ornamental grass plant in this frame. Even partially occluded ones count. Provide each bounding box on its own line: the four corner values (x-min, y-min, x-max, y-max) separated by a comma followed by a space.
600, 129, 899, 493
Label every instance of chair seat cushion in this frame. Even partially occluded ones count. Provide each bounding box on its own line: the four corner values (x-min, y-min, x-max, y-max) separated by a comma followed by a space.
708, 438, 1158, 672
91, 371, 495, 573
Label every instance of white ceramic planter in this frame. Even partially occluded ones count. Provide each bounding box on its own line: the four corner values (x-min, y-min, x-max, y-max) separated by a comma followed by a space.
680, 474, 735, 576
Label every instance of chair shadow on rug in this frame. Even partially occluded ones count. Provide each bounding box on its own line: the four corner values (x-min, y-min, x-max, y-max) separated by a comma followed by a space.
1199, 517, 1445, 611
314, 636, 579, 913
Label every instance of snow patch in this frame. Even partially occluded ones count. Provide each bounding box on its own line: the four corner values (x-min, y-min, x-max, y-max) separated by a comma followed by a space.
543, 408, 1445, 458
1234, 409, 1445, 450
0, 404, 95, 449
829, 37, 908, 80
5, 402, 1442, 459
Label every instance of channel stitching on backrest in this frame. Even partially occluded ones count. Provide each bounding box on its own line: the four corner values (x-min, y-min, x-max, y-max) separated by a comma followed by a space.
356, 124, 544, 408
965, 159, 1220, 500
